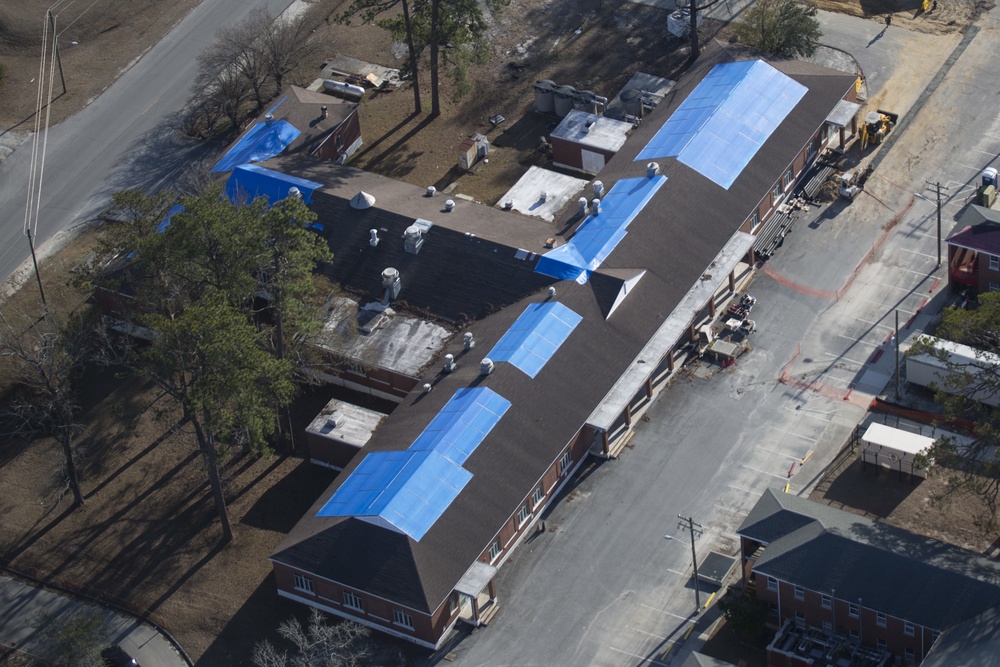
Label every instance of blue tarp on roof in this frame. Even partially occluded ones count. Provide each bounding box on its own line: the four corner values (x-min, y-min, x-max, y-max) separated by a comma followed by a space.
486, 302, 583, 378
210, 115, 300, 173
224, 163, 323, 206
408, 387, 511, 465
316, 450, 472, 541
535, 175, 666, 281
636, 60, 807, 189
156, 204, 185, 233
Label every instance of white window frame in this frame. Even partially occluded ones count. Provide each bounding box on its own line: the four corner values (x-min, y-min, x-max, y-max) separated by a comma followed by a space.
821, 594, 832, 609
517, 504, 531, 528
904, 621, 915, 636
343, 590, 364, 612
822, 620, 833, 634
531, 485, 545, 509
750, 211, 760, 232
904, 648, 915, 662
449, 595, 459, 615
392, 608, 414, 629
793, 586, 805, 600
849, 628, 859, 639
488, 540, 502, 563
559, 451, 572, 475
991, 281, 1000, 292
784, 168, 794, 189
991, 254, 999, 270
794, 611, 805, 627
772, 183, 783, 205
766, 576, 778, 591
876, 611, 887, 627
848, 603, 859, 618
877, 638, 887, 651
293, 573, 314, 594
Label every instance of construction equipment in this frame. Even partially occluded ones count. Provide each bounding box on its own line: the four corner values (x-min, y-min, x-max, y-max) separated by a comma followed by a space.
838, 171, 860, 200
860, 110, 899, 150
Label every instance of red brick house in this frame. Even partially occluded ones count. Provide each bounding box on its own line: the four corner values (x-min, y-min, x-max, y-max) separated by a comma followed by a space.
946, 204, 1000, 295
738, 489, 1000, 666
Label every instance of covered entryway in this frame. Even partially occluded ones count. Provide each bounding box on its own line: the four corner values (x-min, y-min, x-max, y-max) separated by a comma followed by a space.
455, 561, 500, 627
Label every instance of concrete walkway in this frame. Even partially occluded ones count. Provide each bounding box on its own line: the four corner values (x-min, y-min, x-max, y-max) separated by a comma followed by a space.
0, 576, 189, 667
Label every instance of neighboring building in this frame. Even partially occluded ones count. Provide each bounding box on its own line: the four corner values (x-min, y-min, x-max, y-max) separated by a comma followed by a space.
262, 45, 860, 650
738, 489, 1000, 667
946, 203, 1000, 295
550, 109, 634, 174
304, 397, 386, 470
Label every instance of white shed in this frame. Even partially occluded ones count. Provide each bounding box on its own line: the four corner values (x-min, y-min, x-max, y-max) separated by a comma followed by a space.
860, 423, 934, 478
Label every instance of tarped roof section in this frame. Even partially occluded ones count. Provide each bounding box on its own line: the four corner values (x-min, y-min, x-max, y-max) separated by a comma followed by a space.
316, 450, 472, 541
225, 163, 323, 206
534, 175, 666, 281
156, 204, 185, 233
408, 387, 512, 466
211, 115, 301, 173
636, 60, 807, 189
487, 302, 583, 378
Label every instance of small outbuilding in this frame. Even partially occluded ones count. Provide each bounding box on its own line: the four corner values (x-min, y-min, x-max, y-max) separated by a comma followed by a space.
305, 397, 387, 470
860, 422, 933, 479
550, 110, 633, 174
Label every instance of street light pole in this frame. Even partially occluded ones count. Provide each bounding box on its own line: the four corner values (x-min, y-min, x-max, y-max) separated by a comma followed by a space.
935, 182, 942, 268
676, 515, 704, 612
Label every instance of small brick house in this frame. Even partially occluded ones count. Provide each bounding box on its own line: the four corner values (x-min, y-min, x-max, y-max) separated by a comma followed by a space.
946, 203, 1000, 296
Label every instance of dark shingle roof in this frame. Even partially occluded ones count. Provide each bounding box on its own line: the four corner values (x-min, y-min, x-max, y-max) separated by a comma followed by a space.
922, 604, 1000, 667
742, 489, 1000, 631
273, 46, 858, 616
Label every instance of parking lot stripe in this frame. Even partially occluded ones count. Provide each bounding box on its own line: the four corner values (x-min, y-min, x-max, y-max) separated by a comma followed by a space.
607, 645, 669, 665
743, 464, 788, 479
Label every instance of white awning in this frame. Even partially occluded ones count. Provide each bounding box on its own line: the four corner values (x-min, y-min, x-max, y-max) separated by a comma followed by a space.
455, 560, 497, 597
861, 423, 935, 455
825, 100, 862, 128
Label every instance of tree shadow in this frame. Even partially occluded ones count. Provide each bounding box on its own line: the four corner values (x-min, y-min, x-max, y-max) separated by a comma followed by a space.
819, 457, 924, 518
241, 458, 336, 533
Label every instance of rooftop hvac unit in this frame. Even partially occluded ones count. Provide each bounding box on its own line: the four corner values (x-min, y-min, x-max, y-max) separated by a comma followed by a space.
620, 88, 644, 119
534, 80, 556, 113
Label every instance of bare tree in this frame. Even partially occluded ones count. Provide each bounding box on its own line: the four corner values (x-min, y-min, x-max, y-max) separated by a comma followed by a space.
0, 310, 88, 507
217, 9, 273, 112
678, 0, 724, 63
194, 47, 254, 135
265, 11, 323, 97
253, 607, 399, 667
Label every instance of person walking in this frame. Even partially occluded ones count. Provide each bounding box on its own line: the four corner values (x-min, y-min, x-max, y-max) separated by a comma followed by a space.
885, 14, 892, 27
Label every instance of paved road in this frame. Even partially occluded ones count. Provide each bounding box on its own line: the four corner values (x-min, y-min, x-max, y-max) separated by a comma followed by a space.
0, 0, 295, 289
0, 576, 187, 666
440, 7, 998, 667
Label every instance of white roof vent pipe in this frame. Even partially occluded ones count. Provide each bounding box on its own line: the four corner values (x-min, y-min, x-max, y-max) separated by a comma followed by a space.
593, 180, 604, 197
382, 267, 401, 301
578, 197, 589, 215
443, 353, 457, 373
647, 162, 660, 178
539, 191, 548, 203
445, 199, 456, 212
287, 186, 302, 199
422, 383, 432, 394
369, 229, 379, 247
463, 332, 475, 350
547, 286, 557, 299
426, 186, 437, 197
592, 198, 602, 214
264, 113, 275, 125
480, 358, 494, 376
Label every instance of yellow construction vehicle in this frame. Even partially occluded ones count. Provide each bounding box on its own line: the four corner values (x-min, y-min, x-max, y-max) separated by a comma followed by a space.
860, 110, 899, 150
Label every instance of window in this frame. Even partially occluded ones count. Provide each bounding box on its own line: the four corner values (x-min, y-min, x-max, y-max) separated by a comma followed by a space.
559, 451, 572, 475
293, 573, 314, 594
877, 639, 887, 651
822, 620, 833, 634
904, 621, 915, 636
991, 255, 999, 270
767, 576, 778, 591
750, 211, 760, 232
794, 612, 805, 627
821, 594, 832, 609
517, 504, 531, 527
904, 648, 915, 662
489, 540, 502, 563
783, 169, 794, 189
532, 485, 545, 509
991, 281, 1000, 292
769, 603, 779, 617
794, 586, 804, 600
876, 611, 887, 627
449, 595, 459, 615
849, 628, 859, 639
392, 609, 414, 629
772, 183, 783, 205
848, 603, 859, 618
343, 590, 364, 612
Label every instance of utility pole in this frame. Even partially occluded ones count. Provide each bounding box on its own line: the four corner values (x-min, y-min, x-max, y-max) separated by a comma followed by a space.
894, 309, 900, 399
924, 181, 949, 268
676, 515, 704, 612
25, 228, 47, 310
47, 10, 66, 96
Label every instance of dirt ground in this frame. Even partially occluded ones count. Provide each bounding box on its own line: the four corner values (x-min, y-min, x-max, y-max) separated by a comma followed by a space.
0, 0, 994, 665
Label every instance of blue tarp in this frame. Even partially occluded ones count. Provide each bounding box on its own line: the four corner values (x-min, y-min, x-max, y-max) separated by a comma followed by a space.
408, 387, 511, 465
486, 302, 583, 378
535, 175, 666, 281
210, 115, 300, 173
224, 163, 323, 206
316, 450, 473, 542
156, 204, 185, 233
636, 60, 807, 189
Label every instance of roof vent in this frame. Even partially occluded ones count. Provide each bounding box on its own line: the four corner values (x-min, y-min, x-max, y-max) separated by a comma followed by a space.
647, 162, 660, 178
325, 412, 343, 429
382, 267, 401, 301
445, 199, 456, 212
547, 286, 557, 298
503, 200, 514, 210
403, 225, 425, 255
426, 186, 437, 197
539, 191, 548, 203
480, 358, 494, 376
287, 186, 302, 199
464, 332, 475, 350
593, 180, 604, 197
592, 198, 602, 214
422, 383, 432, 394
351, 191, 376, 209
579, 197, 589, 215
264, 113, 275, 125
443, 353, 457, 373
369, 229, 379, 247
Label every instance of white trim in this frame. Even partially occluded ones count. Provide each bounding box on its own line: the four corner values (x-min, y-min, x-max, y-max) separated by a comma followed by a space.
277, 589, 443, 650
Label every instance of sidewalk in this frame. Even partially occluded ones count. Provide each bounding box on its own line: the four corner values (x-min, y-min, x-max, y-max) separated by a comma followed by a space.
0, 575, 189, 667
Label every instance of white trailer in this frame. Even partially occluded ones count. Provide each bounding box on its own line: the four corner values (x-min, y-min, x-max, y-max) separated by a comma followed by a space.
905, 335, 1000, 407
